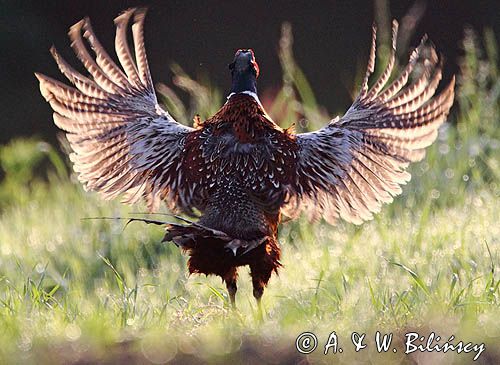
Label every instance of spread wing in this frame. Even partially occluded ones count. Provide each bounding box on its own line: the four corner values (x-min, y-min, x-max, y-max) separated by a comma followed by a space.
287, 21, 455, 225
36, 8, 196, 212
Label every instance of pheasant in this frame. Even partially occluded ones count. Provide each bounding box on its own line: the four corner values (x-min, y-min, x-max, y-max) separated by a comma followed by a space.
36, 8, 455, 307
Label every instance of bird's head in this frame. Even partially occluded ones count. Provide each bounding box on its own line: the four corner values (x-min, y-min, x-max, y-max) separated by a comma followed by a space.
228, 49, 259, 95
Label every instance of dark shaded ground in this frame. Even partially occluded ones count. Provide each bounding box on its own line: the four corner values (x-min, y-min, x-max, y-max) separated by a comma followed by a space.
1, 0, 498, 145
21, 330, 500, 365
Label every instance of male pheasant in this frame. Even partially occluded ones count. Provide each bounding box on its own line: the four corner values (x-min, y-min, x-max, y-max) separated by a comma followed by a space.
36, 8, 454, 307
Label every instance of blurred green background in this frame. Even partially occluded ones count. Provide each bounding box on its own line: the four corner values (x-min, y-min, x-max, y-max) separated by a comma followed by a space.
0, 0, 499, 364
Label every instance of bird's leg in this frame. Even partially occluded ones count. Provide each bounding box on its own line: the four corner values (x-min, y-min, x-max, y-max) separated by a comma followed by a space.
227, 280, 237, 308
223, 267, 238, 308
249, 239, 281, 318
249, 264, 273, 320
252, 277, 265, 320
252, 278, 265, 303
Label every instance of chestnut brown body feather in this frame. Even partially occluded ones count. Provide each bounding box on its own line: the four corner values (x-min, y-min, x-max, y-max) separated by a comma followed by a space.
167, 95, 294, 304
186, 237, 282, 303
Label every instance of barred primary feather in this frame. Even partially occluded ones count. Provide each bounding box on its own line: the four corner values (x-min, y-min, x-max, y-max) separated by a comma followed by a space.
289, 20, 455, 225
36, 7, 195, 212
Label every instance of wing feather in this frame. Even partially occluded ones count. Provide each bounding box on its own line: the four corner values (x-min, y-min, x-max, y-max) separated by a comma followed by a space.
68, 19, 126, 94
49, 46, 107, 99
113, 8, 142, 87
365, 20, 398, 99
131, 8, 154, 90
37, 8, 196, 212
82, 18, 130, 90
289, 20, 455, 225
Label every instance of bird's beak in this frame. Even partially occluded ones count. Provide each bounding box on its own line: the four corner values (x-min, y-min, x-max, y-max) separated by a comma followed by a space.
233, 50, 253, 73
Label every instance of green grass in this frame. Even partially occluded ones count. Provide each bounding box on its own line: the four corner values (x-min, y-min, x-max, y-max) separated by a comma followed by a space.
0, 26, 498, 364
